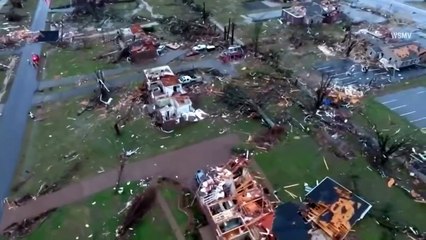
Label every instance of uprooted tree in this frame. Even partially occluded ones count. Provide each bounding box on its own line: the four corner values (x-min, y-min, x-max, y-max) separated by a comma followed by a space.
220, 84, 275, 128
360, 116, 412, 169
371, 126, 411, 168
116, 187, 157, 238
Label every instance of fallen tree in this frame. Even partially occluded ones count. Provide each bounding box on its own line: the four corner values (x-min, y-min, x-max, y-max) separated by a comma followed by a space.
116, 187, 157, 238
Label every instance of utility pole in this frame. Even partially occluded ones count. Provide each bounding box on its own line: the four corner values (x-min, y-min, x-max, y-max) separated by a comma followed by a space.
224, 26, 228, 41
202, 2, 207, 23
230, 22, 235, 45
227, 18, 231, 42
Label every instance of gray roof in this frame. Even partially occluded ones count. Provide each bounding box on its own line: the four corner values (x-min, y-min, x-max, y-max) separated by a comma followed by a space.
304, 2, 325, 16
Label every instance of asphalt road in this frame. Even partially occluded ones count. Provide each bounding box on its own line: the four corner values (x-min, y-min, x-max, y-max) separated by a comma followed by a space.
33, 57, 236, 104
355, 0, 426, 27
38, 49, 189, 90
0, 0, 49, 219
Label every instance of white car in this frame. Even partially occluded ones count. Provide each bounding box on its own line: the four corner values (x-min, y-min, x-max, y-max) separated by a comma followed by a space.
179, 75, 202, 84
157, 45, 166, 55
192, 44, 215, 52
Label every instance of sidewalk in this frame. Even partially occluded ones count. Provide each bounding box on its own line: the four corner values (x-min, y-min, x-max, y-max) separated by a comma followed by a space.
0, 134, 239, 231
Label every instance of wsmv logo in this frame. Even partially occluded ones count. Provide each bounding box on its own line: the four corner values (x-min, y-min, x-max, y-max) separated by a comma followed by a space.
391, 32, 412, 39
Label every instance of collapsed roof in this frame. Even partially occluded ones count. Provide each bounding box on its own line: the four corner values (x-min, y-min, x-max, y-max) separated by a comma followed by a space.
197, 157, 277, 240
273, 177, 372, 240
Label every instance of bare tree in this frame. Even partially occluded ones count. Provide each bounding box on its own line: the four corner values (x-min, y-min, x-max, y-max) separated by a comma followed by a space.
313, 74, 333, 110
372, 126, 411, 167
115, 154, 127, 193
252, 22, 262, 56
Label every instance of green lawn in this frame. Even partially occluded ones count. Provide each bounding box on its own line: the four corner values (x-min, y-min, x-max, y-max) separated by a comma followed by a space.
161, 186, 188, 232
143, 0, 190, 19
255, 127, 426, 236
25, 183, 176, 240
12, 93, 262, 197
49, 0, 71, 8
43, 45, 118, 80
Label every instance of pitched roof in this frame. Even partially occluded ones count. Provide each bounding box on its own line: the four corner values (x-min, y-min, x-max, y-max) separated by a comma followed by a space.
304, 2, 325, 16
303, 177, 372, 239
389, 43, 423, 61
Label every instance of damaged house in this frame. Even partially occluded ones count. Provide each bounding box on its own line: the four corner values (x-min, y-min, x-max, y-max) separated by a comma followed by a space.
282, 0, 340, 25
273, 177, 372, 240
143, 66, 207, 129
196, 157, 276, 240
379, 42, 426, 70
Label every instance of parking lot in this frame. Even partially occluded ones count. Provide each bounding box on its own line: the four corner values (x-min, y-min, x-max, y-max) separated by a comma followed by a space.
376, 87, 426, 129
313, 60, 426, 86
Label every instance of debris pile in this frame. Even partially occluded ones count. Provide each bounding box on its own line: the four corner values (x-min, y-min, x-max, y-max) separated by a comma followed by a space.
251, 126, 285, 150
326, 86, 364, 106
161, 17, 219, 41
0, 29, 38, 47
196, 156, 277, 240
143, 65, 208, 131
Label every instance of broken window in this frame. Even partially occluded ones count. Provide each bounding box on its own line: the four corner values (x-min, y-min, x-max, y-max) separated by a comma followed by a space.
389, 57, 392, 61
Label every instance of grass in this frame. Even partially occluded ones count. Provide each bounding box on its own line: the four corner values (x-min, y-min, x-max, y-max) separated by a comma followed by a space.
143, 0, 189, 19
374, 75, 426, 96
49, 0, 71, 9
12, 92, 263, 197
43, 45, 118, 80
160, 186, 188, 232
255, 126, 426, 236
0, 0, 39, 30
25, 183, 176, 240
406, 1, 426, 10
192, 0, 246, 24
0, 71, 5, 91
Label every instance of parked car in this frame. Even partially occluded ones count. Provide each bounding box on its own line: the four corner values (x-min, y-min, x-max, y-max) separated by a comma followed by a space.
195, 169, 207, 186
178, 75, 202, 84
157, 44, 166, 55
192, 44, 215, 52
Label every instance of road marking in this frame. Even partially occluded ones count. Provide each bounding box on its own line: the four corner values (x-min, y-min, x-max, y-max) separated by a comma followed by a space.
390, 105, 406, 110
375, 72, 388, 76
410, 117, 426, 123
331, 73, 346, 77
400, 111, 416, 116
382, 99, 397, 104
369, 68, 381, 72
417, 90, 425, 94
336, 76, 351, 81
325, 69, 335, 73
317, 66, 331, 70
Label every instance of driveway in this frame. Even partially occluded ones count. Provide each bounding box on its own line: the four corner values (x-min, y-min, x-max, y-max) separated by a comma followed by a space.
33, 57, 236, 105
0, 134, 240, 231
0, 0, 49, 220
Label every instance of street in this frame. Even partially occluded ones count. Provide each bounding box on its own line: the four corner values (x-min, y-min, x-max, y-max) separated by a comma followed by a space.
0, 0, 49, 220
354, 0, 426, 28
